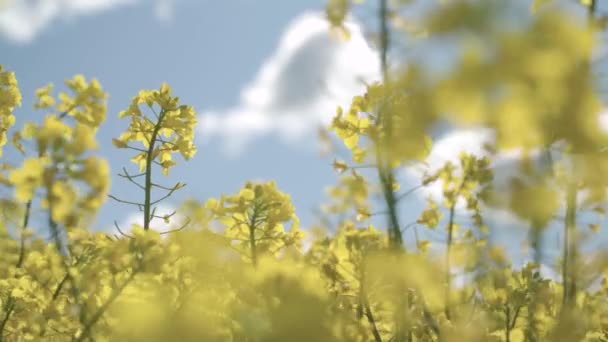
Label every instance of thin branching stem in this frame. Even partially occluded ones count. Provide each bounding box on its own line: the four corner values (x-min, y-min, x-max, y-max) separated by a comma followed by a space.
0, 299, 15, 342
16, 200, 32, 268
395, 184, 423, 202
151, 182, 184, 191
75, 268, 139, 342
159, 218, 191, 235
108, 194, 143, 207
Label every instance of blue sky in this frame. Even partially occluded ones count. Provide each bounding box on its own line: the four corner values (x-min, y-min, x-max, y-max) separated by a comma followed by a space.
2, 0, 608, 276
0, 0, 345, 232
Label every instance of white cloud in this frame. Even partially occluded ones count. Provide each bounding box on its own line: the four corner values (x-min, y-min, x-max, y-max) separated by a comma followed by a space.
0, 0, 172, 43
154, 0, 174, 23
402, 126, 535, 228
599, 108, 608, 134
404, 127, 493, 207
110, 204, 185, 238
198, 12, 380, 156
405, 109, 608, 228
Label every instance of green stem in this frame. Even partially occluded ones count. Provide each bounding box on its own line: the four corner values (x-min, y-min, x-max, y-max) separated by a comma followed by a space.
51, 272, 71, 301
0, 299, 15, 342
510, 305, 521, 331
2, 198, 36, 338
379, 0, 389, 81
16, 200, 32, 268
380, 169, 403, 249
589, 0, 597, 17
527, 223, 543, 341
40, 252, 90, 338
365, 299, 383, 342
248, 205, 259, 267
445, 205, 455, 320
75, 270, 138, 342
374, 0, 403, 251
143, 110, 165, 231
505, 305, 511, 342
48, 209, 66, 256
17, 148, 43, 268
360, 267, 383, 342
444, 173, 470, 321
562, 181, 577, 308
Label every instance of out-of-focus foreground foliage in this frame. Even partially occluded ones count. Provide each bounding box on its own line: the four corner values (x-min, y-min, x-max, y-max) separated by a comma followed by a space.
1, 0, 608, 341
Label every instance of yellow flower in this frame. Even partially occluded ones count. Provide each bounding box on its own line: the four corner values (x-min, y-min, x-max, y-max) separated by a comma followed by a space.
0, 65, 21, 157
38, 114, 71, 147
79, 157, 110, 193
115, 84, 197, 174
58, 75, 107, 128
34, 83, 55, 109
66, 123, 97, 155
417, 199, 442, 229
9, 157, 47, 202
49, 181, 76, 224
160, 159, 176, 176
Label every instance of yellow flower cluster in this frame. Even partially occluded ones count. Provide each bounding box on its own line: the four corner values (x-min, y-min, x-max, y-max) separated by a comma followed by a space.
206, 181, 304, 264
324, 169, 371, 221
114, 83, 197, 176
0, 65, 21, 157
330, 74, 436, 168
0, 1, 607, 341
8, 76, 109, 228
